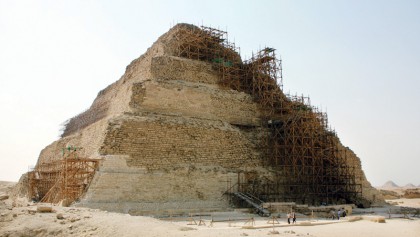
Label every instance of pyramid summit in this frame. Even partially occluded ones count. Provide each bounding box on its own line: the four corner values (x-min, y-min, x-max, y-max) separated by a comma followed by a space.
20, 24, 382, 214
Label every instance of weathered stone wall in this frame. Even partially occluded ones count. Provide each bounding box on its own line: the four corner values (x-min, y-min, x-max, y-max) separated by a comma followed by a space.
130, 79, 260, 126
151, 56, 219, 84
77, 155, 238, 215
99, 114, 262, 170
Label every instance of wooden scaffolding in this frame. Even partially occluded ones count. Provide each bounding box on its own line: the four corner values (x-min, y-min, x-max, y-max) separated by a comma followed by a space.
28, 147, 99, 204
174, 24, 362, 205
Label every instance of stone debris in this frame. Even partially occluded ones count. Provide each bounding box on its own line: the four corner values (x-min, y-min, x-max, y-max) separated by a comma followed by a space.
37, 205, 53, 213
56, 213, 65, 219
0, 195, 9, 201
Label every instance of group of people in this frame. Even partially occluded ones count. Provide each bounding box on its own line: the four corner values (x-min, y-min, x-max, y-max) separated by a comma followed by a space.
331, 208, 347, 220
287, 211, 296, 224
286, 208, 347, 224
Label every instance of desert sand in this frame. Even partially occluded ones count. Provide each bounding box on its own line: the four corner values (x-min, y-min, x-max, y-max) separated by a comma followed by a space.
387, 198, 420, 208
1, 182, 419, 237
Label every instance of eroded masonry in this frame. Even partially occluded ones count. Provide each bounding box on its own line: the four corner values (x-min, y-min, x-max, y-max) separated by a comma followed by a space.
24, 24, 381, 214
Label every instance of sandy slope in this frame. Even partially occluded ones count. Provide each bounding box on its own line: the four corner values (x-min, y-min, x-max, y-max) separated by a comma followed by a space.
1, 182, 419, 237
386, 198, 420, 208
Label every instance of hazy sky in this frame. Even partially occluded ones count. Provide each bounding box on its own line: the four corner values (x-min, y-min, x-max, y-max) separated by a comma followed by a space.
1, 0, 419, 187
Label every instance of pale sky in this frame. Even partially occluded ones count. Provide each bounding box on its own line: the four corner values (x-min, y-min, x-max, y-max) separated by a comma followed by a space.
0, 0, 419, 187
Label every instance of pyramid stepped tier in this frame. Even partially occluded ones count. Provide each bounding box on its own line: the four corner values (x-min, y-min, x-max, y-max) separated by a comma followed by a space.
99, 114, 262, 169
130, 77, 261, 126
79, 155, 240, 214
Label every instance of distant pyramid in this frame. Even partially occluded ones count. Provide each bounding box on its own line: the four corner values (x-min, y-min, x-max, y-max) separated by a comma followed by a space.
381, 181, 400, 188
404, 183, 416, 188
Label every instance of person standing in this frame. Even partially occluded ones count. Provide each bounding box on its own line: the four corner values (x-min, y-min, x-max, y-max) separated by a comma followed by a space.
287, 212, 291, 224
337, 209, 341, 220
292, 211, 296, 224
330, 210, 336, 220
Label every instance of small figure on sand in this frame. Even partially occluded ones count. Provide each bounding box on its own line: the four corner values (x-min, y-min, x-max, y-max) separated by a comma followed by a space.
292, 211, 296, 224
330, 210, 336, 220
287, 212, 291, 224
337, 209, 341, 220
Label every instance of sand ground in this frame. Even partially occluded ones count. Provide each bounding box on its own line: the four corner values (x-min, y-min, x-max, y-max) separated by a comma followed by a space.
386, 198, 420, 208
1, 182, 419, 237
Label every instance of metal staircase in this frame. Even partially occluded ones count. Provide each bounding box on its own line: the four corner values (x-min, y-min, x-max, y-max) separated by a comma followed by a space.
233, 192, 270, 217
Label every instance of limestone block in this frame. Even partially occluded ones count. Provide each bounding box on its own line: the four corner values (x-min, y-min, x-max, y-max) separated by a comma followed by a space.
37, 205, 53, 213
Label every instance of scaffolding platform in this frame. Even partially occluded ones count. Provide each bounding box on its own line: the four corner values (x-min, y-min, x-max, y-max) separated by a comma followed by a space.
28, 148, 100, 204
